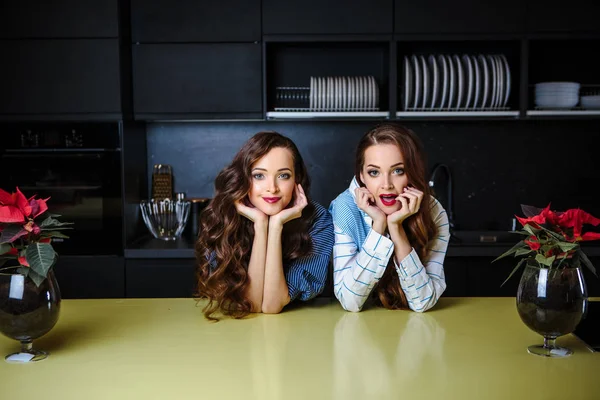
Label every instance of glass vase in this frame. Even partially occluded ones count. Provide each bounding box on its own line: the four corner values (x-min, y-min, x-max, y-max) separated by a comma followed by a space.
516, 261, 587, 357
0, 267, 61, 363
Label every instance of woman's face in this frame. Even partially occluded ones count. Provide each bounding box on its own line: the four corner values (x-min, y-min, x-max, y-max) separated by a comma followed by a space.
359, 143, 409, 215
247, 147, 296, 216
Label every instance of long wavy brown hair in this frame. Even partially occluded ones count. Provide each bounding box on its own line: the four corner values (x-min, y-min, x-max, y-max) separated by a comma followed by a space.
355, 123, 438, 310
195, 131, 316, 321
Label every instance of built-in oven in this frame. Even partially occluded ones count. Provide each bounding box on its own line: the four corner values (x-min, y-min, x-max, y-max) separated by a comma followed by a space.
0, 122, 123, 255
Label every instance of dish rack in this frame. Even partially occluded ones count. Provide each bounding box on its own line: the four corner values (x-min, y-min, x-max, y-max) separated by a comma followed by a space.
273, 76, 380, 112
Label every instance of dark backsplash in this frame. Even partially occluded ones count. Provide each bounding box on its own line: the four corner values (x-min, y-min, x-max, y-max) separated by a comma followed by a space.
147, 120, 600, 231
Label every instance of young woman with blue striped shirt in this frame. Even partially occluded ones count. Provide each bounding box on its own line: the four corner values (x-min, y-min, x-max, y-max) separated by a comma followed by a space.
329, 124, 449, 312
195, 132, 334, 320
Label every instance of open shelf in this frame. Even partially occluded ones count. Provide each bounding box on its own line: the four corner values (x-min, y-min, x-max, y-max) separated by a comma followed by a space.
397, 110, 519, 118
265, 41, 390, 117
266, 111, 389, 119
526, 109, 600, 117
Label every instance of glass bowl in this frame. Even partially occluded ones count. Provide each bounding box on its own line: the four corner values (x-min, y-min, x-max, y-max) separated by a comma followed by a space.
140, 198, 190, 241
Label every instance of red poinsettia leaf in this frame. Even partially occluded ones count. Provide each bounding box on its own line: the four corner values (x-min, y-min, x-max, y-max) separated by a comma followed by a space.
18, 255, 30, 267
32, 198, 49, 218
0, 188, 14, 205
580, 232, 600, 242
524, 238, 541, 251
1, 247, 18, 256
15, 187, 32, 218
0, 205, 26, 223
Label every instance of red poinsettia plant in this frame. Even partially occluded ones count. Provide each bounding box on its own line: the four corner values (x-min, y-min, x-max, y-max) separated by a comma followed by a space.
494, 204, 600, 285
0, 187, 73, 286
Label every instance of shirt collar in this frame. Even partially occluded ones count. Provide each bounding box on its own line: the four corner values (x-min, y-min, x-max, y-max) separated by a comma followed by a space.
348, 176, 373, 228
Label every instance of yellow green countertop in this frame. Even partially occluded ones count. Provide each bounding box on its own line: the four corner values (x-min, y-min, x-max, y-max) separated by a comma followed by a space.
1, 297, 598, 400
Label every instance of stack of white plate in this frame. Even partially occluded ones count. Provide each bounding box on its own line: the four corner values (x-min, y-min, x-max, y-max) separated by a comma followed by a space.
309, 76, 379, 111
401, 54, 511, 111
534, 82, 580, 109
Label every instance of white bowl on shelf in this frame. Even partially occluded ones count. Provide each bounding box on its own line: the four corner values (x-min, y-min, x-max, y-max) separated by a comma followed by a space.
535, 95, 579, 109
580, 95, 600, 110
535, 82, 580, 91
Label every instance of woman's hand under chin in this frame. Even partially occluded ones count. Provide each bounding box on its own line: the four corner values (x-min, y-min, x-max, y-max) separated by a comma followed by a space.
235, 198, 269, 226
355, 187, 387, 234
270, 184, 308, 228
387, 186, 424, 226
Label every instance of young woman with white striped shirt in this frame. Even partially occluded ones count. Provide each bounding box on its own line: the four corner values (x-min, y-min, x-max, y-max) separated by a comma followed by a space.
195, 132, 334, 320
329, 124, 449, 312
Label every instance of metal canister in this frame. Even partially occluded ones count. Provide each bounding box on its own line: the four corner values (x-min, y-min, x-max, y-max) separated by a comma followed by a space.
188, 198, 211, 239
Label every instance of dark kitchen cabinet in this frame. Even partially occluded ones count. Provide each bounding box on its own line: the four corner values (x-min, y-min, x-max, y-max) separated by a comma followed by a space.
0, 39, 122, 118
441, 258, 468, 297
263, 0, 393, 35
53, 256, 125, 299
0, 0, 119, 39
526, 0, 600, 34
132, 43, 262, 119
131, 0, 260, 43
126, 259, 196, 298
394, 0, 525, 35
465, 257, 521, 297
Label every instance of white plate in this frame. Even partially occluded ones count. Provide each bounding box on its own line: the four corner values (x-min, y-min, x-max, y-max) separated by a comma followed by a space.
487, 56, 497, 109
495, 56, 504, 110
310, 77, 314, 110
462, 55, 474, 109
372, 76, 379, 109
437, 54, 448, 109
471, 55, 481, 109
368, 76, 373, 109
477, 55, 489, 109
420, 55, 429, 110
315, 77, 321, 110
411, 55, 421, 110
447, 55, 456, 110
358, 76, 364, 110
403, 57, 413, 111
347, 77, 354, 110
500, 54, 511, 108
453, 55, 464, 109
367, 76, 375, 111
428, 55, 439, 109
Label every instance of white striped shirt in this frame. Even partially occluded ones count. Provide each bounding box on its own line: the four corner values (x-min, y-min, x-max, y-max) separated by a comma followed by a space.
328, 177, 449, 312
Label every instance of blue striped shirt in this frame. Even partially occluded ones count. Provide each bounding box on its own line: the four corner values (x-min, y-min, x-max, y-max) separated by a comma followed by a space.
285, 202, 334, 301
208, 201, 334, 303
329, 177, 449, 312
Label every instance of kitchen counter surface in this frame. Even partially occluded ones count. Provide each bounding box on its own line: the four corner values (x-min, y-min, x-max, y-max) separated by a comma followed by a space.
1, 297, 598, 399
125, 235, 600, 258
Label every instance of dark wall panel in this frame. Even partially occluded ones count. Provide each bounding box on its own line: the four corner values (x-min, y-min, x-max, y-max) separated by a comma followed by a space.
146, 120, 600, 231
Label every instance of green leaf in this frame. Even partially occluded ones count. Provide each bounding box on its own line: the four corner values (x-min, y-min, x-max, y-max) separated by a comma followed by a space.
509, 230, 530, 236
27, 268, 46, 287
492, 241, 527, 263
577, 249, 597, 277
0, 225, 27, 244
501, 258, 528, 287
537, 224, 567, 242
0, 243, 11, 255
535, 254, 556, 267
522, 224, 540, 236
557, 242, 579, 252
17, 267, 29, 276
515, 248, 533, 256
39, 216, 74, 229
40, 231, 70, 239
25, 243, 56, 278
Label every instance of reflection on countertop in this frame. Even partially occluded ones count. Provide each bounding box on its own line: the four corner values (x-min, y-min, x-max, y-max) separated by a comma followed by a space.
333, 311, 447, 400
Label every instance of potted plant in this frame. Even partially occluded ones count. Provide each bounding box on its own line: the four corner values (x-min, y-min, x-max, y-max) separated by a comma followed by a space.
0, 187, 72, 362
494, 204, 600, 357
